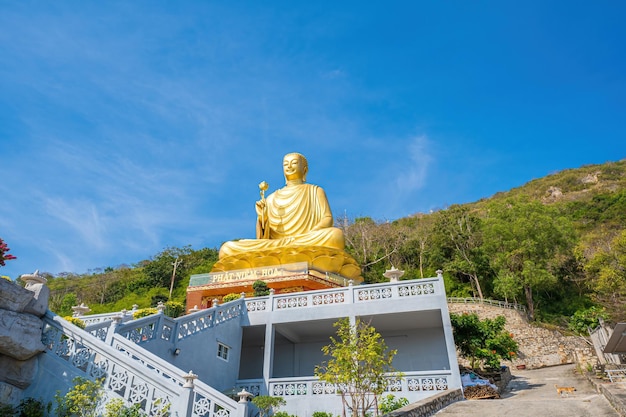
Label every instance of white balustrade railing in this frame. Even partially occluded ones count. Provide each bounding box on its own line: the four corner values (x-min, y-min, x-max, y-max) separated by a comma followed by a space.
41, 312, 239, 417
86, 319, 112, 341
79, 309, 135, 326
116, 314, 172, 344
112, 300, 245, 346
234, 379, 263, 397
245, 278, 440, 313
447, 297, 527, 312
237, 370, 451, 399
177, 302, 244, 341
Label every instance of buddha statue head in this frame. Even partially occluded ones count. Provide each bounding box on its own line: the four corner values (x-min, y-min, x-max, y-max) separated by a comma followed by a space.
283, 152, 308, 184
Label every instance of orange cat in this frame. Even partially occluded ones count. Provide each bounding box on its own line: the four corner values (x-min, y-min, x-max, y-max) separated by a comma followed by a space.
554, 384, 576, 396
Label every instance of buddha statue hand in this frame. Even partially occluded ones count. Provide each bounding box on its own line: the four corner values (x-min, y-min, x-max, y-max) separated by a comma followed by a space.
255, 199, 270, 239
255, 199, 266, 217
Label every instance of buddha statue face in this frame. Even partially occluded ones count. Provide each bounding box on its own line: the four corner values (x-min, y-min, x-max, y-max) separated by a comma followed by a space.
283, 153, 308, 182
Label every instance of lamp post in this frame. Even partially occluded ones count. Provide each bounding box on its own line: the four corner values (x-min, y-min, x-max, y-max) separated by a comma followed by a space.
383, 266, 405, 283
169, 257, 183, 300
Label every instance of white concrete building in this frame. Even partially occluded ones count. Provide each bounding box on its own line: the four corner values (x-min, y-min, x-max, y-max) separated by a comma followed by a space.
23, 273, 460, 416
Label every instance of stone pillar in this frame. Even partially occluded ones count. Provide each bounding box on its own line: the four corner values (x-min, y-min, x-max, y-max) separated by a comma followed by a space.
157, 301, 166, 314
346, 280, 354, 304
177, 370, 197, 417
105, 315, 123, 346
236, 389, 253, 417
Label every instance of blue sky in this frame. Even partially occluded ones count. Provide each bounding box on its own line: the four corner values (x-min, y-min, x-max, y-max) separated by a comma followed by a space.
1, 1, 625, 279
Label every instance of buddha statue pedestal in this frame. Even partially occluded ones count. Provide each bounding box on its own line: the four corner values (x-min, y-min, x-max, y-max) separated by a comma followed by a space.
186, 247, 363, 312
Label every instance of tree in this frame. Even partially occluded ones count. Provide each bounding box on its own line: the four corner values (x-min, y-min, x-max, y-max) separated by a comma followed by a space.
482, 198, 575, 320
431, 206, 488, 300
58, 293, 78, 317
142, 246, 191, 288
340, 216, 411, 283
142, 246, 218, 290
315, 318, 400, 417
395, 214, 437, 279
251, 396, 286, 417
582, 228, 626, 302
0, 237, 16, 267
253, 280, 270, 296
491, 271, 523, 304
450, 313, 518, 370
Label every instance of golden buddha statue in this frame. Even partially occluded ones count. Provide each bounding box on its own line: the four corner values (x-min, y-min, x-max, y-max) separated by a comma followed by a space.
219, 152, 344, 256
212, 152, 362, 281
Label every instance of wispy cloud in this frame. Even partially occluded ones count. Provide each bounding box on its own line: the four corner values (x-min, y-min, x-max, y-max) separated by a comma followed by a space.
1, 1, 625, 279
395, 135, 432, 192
43, 197, 106, 249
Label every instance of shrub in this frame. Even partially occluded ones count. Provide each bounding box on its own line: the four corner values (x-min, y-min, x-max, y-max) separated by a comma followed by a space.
62, 316, 86, 329
164, 301, 185, 318
253, 280, 270, 296
568, 306, 609, 335
450, 313, 518, 370
379, 394, 409, 414
133, 307, 159, 320
17, 398, 52, 417
223, 293, 241, 303
55, 377, 103, 417
273, 412, 295, 417
251, 396, 286, 417
313, 412, 336, 417
103, 399, 144, 417
0, 403, 14, 416
103, 397, 169, 417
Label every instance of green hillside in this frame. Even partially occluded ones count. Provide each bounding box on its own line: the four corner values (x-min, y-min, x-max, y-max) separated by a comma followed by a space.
9, 159, 626, 329
342, 158, 626, 324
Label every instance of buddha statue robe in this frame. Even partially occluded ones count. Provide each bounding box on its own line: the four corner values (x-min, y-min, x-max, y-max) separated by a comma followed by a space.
218, 183, 345, 258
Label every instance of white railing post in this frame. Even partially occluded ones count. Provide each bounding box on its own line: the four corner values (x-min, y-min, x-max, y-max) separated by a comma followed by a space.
177, 370, 197, 417
346, 280, 354, 304
268, 288, 275, 311
236, 389, 253, 417
105, 314, 123, 345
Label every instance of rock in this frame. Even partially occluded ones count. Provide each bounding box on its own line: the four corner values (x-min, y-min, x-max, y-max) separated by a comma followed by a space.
0, 381, 23, 405
581, 172, 599, 184
0, 279, 33, 313
0, 355, 38, 389
544, 186, 563, 201
0, 310, 45, 360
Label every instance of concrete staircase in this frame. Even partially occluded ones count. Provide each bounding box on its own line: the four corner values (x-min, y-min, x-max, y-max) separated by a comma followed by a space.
22, 304, 248, 417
